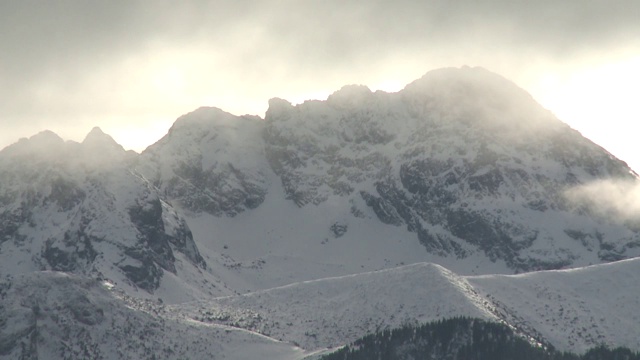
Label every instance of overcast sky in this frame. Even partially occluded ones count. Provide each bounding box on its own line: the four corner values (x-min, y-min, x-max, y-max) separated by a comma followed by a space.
1, 1, 639, 170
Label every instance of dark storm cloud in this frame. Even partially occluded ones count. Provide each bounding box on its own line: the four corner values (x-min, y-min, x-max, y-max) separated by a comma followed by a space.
1, 0, 639, 149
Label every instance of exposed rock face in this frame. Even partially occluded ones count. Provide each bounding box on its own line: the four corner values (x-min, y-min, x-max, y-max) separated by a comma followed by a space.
0, 129, 206, 293
2, 66, 640, 288
261, 67, 640, 272
263, 90, 395, 206
138, 107, 270, 217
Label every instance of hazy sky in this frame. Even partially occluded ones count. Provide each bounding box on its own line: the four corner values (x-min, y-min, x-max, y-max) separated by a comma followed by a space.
1, 1, 639, 170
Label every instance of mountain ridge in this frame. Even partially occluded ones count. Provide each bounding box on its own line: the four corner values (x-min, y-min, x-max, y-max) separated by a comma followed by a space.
4, 257, 639, 359
3, 66, 639, 292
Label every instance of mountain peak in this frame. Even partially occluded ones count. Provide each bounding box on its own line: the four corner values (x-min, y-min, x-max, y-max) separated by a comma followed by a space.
82, 126, 125, 152
0, 130, 66, 159
265, 98, 294, 121
21, 130, 65, 149
86, 126, 107, 137
401, 66, 558, 133
327, 84, 373, 108
83, 126, 115, 143
77, 127, 129, 167
406, 65, 503, 84
171, 107, 238, 130
30, 129, 65, 143
402, 66, 526, 100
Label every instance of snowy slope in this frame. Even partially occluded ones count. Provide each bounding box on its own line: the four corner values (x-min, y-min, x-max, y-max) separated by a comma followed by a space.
2, 261, 640, 358
0, 272, 304, 360
171, 263, 501, 351
0, 264, 500, 359
181, 168, 511, 296
169, 258, 640, 355
467, 257, 640, 353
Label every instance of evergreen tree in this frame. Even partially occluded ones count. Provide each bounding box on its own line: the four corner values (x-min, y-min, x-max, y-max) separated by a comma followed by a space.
321, 317, 640, 360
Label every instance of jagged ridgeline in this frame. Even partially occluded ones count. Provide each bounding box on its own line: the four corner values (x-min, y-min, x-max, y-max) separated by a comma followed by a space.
320, 317, 640, 360
0, 128, 217, 298
261, 67, 639, 271
140, 65, 640, 275
2, 66, 640, 300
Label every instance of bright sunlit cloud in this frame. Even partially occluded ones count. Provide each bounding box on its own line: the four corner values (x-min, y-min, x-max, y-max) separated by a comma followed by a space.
0, 1, 638, 169
101, 116, 177, 152
528, 55, 640, 172
152, 67, 186, 94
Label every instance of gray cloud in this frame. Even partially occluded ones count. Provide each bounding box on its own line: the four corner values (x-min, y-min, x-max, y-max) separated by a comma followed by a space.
3, 0, 638, 77
1, 0, 639, 150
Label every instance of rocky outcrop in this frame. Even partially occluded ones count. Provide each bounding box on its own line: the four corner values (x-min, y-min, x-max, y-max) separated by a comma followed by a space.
261, 67, 640, 272
138, 107, 270, 217
0, 129, 207, 293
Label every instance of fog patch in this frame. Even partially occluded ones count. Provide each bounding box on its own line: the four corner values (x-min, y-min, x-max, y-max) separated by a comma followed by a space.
565, 179, 640, 228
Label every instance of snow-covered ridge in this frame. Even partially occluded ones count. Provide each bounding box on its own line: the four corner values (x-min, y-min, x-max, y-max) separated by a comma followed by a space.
171, 262, 500, 350
3, 65, 640, 298
2, 258, 640, 358
467, 256, 640, 353
0, 127, 223, 299
170, 258, 640, 354
0, 271, 304, 360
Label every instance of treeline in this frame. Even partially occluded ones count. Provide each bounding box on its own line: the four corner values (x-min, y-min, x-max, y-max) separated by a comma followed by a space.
321, 317, 640, 360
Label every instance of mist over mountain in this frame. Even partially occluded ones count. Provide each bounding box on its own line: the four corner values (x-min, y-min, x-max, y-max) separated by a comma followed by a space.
1, 66, 639, 359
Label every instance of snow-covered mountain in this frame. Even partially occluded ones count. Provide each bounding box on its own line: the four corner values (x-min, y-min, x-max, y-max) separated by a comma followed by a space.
0, 128, 229, 302
137, 108, 269, 217
2, 66, 640, 359
0, 272, 304, 360
260, 67, 639, 273
134, 66, 640, 290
